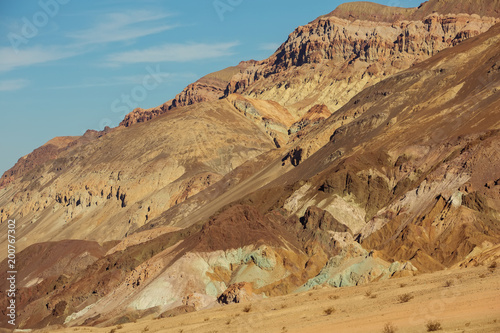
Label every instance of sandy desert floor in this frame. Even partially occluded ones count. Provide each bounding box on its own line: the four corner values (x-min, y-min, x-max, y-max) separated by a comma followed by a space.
27, 264, 500, 333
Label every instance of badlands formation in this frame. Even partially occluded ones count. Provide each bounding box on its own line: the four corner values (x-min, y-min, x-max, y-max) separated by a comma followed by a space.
0, 0, 499, 331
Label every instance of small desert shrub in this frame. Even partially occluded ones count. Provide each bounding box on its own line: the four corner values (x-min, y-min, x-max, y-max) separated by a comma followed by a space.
243, 305, 252, 313
370, 293, 378, 299
142, 326, 150, 332
398, 293, 414, 303
489, 261, 497, 271
204, 317, 209, 321
329, 295, 340, 300
479, 273, 487, 278
399, 283, 407, 288
308, 292, 313, 296
281, 303, 288, 309
109, 329, 116, 333
324, 307, 335, 315
365, 290, 373, 297
382, 322, 397, 333
226, 319, 231, 325
444, 280, 454, 287
426, 320, 442, 331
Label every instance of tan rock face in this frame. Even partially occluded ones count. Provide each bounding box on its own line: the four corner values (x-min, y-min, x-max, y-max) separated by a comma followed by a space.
289, 104, 330, 136
226, 13, 497, 116
120, 62, 254, 127
0, 100, 277, 254
117, 2, 498, 129
217, 282, 253, 304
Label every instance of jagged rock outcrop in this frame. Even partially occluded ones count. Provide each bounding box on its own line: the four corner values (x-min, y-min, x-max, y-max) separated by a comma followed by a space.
217, 282, 254, 304
225, 13, 498, 116
226, 94, 295, 147
289, 104, 330, 136
117, 1, 498, 128
120, 62, 255, 127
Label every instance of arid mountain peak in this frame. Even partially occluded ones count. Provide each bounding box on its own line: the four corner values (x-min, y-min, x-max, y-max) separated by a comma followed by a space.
0, 2, 499, 331
324, 0, 500, 22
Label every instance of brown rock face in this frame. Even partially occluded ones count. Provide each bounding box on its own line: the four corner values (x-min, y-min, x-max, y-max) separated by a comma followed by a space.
0, 128, 112, 188
300, 206, 350, 233
183, 205, 295, 253
217, 282, 253, 304
289, 104, 330, 135
0, 240, 108, 328
1, 143, 63, 188
118, 103, 170, 128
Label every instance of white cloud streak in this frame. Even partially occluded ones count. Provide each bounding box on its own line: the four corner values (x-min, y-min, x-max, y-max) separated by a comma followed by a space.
47, 72, 196, 89
67, 10, 175, 45
0, 10, 177, 72
106, 42, 240, 65
0, 79, 30, 91
0, 46, 78, 72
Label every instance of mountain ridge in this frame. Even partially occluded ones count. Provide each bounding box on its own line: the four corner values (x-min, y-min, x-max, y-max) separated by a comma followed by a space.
0, 1, 499, 330
322, 0, 500, 22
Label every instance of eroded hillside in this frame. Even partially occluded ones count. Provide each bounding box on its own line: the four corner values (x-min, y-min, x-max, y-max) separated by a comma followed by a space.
0, 0, 499, 330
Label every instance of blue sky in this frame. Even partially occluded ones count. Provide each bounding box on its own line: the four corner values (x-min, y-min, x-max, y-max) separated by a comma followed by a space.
0, 0, 424, 174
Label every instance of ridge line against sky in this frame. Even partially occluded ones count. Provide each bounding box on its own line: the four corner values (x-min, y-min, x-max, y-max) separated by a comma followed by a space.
0, 0, 424, 175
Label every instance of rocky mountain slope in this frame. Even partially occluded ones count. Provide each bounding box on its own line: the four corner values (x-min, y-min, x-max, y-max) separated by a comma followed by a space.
119, 62, 254, 127
3, 1, 497, 186
0, 0, 499, 330
0, 100, 281, 254
120, 0, 499, 123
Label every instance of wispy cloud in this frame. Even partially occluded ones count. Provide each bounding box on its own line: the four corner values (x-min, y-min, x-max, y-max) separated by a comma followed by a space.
67, 10, 175, 45
0, 79, 30, 91
47, 72, 196, 89
106, 42, 239, 65
0, 46, 78, 72
259, 42, 281, 52
0, 9, 177, 73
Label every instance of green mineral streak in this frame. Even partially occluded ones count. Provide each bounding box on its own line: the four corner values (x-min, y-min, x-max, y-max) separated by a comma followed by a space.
243, 250, 276, 270
205, 281, 219, 297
